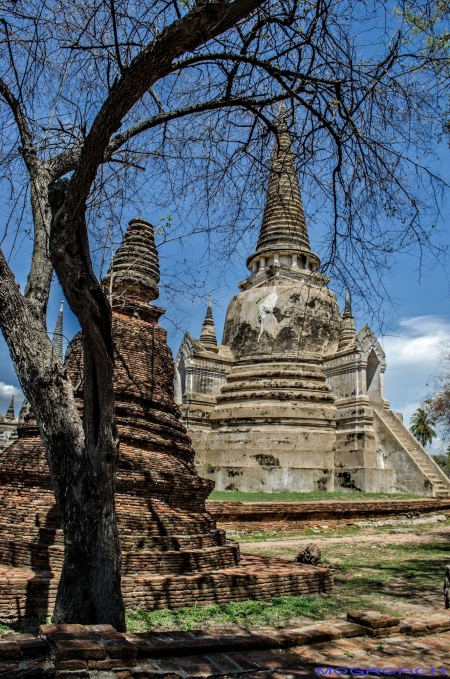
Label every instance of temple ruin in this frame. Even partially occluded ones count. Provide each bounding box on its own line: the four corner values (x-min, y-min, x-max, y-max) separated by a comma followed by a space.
0, 217, 331, 620
175, 109, 450, 498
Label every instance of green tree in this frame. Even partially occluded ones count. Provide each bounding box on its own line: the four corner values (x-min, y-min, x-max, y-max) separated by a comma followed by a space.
410, 408, 437, 448
433, 445, 450, 477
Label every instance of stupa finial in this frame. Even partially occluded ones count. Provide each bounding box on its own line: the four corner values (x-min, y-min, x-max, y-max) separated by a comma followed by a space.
246, 104, 320, 275
52, 301, 64, 363
103, 217, 160, 304
18, 398, 31, 423
5, 396, 14, 421
344, 288, 351, 316
338, 289, 356, 348
277, 100, 288, 132
256, 104, 310, 254
200, 296, 218, 347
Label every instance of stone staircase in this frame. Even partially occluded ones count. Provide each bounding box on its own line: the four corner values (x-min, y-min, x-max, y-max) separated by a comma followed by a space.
374, 408, 450, 497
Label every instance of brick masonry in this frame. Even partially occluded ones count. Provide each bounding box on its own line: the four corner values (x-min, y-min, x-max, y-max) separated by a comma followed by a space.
0, 290, 330, 619
1, 610, 450, 678
206, 498, 450, 534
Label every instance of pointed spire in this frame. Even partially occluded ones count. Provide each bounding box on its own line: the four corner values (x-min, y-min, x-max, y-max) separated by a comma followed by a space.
257, 102, 309, 250
246, 104, 320, 274
5, 396, 15, 421
103, 217, 160, 303
338, 289, 356, 349
52, 301, 64, 363
200, 296, 218, 347
18, 398, 31, 423
344, 288, 351, 315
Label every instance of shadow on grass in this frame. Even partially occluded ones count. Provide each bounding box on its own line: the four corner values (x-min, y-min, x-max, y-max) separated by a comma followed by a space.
0, 615, 45, 636
333, 541, 450, 604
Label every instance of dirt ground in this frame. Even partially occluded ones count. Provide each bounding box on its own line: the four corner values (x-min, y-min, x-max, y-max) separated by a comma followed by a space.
239, 520, 450, 618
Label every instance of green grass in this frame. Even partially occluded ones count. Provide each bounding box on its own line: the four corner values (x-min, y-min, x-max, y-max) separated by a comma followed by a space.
1, 521, 447, 637
126, 595, 338, 632
0, 616, 46, 637
208, 490, 427, 503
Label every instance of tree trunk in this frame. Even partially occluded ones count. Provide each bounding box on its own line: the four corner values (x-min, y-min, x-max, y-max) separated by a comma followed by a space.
52, 338, 124, 629
0, 0, 267, 631
0, 225, 125, 630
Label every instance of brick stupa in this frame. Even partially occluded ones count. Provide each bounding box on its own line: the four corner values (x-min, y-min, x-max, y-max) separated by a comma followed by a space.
0, 217, 332, 620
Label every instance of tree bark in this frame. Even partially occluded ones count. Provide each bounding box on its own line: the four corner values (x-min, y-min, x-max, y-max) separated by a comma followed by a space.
0, 244, 126, 629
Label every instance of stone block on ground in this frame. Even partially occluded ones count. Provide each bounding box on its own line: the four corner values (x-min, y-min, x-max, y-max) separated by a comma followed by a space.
347, 610, 400, 629
294, 544, 323, 567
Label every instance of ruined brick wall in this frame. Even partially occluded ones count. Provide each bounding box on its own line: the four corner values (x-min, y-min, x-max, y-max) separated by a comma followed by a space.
206, 498, 450, 533
0, 304, 238, 577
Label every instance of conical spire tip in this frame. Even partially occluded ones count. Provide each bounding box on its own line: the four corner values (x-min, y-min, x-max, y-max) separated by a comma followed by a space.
103, 217, 160, 304
200, 295, 217, 346
5, 395, 15, 421
343, 288, 352, 316
277, 101, 288, 132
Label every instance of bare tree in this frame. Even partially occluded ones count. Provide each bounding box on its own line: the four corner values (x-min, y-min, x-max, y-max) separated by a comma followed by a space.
0, 0, 448, 627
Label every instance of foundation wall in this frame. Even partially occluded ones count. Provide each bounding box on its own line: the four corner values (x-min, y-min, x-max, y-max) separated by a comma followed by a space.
205, 498, 450, 534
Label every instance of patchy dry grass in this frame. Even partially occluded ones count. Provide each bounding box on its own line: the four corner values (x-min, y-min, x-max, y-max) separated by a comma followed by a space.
241, 519, 450, 618
127, 520, 450, 632
2, 520, 448, 637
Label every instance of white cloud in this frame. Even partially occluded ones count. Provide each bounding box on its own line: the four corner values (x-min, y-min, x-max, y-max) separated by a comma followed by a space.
0, 383, 24, 417
0, 382, 23, 401
381, 315, 450, 432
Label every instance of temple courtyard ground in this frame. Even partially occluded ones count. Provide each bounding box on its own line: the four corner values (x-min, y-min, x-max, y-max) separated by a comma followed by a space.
1, 506, 450, 675
124, 514, 450, 633
1, 505, 448, 636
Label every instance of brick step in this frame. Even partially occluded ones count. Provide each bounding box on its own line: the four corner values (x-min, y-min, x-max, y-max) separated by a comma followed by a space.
0, 523, 225, 552
119, 530, 226, 551
0, 555, 333, 619
0, 540, 238, 575
121, 543, 240, 574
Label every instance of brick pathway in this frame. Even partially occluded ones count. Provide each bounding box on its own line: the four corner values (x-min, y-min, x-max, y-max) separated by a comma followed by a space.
292, 631, 450, 675
1, 612, 450, 677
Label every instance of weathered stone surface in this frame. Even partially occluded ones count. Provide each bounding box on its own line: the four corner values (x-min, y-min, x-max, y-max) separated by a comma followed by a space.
347, 610, 400, 629
51, 639, 106, 661
3, 611, 450, 676
104, 640, 137, 660
174, 109, 450, 498
294, 544, 322, 567
0, 641, 21, 660
205, 497, 450, 534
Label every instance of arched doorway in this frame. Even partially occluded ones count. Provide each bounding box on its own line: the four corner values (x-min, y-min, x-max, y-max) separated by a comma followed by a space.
366, 349, 379, 392
178, 355, 186, 402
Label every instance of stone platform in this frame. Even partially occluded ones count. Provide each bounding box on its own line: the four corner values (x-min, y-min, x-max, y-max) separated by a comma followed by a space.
1, 609, 450, 677
0, 556, 333, 620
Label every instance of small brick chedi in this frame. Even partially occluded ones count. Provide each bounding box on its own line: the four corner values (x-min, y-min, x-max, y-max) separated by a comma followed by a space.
175, 108, 450, 497
0, 217, 332, 620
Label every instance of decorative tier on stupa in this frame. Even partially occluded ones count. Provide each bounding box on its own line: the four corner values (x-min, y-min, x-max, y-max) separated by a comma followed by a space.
175, 108, 450, 498
0, 216, 333, 620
